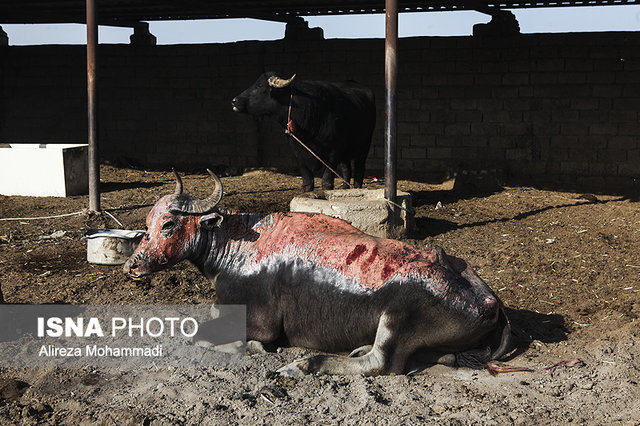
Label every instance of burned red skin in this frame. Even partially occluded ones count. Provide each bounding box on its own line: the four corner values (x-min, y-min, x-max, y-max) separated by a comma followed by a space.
250, 213, 408, 288
199, 211, 498, 321
125, 192, 511, 374
246, 213, 471, 291
127, 200, 503, 323
125, 196, 205, 277
127, 197, 503, 318
131, 196, 453, 291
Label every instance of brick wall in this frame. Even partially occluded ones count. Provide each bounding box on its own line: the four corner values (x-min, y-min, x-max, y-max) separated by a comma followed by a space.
1, 32, 638, 192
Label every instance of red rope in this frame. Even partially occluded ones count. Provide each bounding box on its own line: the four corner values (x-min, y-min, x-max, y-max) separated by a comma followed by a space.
285, 93, 351, 189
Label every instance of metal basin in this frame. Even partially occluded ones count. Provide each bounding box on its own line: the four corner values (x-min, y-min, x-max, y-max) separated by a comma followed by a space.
85, 229, 144, 265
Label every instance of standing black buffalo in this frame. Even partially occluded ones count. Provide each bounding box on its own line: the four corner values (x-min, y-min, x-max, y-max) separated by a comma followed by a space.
232, 72, 376, 192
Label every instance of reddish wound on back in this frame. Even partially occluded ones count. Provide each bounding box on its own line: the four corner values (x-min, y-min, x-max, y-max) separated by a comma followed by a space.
382, 264, 394, 281
361, 246, 379, 271
346, 244, 367, 265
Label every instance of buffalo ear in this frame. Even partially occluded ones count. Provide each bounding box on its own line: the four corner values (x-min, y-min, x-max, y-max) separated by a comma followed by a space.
200, 212, 224, 230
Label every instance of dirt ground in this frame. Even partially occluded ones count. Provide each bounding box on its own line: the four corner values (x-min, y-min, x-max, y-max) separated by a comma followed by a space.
0, 165, 638, 425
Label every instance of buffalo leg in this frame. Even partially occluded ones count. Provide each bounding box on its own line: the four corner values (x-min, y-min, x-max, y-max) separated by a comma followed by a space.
299, 165, 314, 192
352, 153, 367, 189
321, 166, 334, 190
193, 316, 246, 354
277, 313, 400, 377
338, 161, 352, 189
405, 351, 456, 374
321, 151, 341, 190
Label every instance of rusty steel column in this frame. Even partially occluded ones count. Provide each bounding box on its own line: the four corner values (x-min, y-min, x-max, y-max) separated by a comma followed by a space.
384, 0, 398, 214
86, 0, 100, 211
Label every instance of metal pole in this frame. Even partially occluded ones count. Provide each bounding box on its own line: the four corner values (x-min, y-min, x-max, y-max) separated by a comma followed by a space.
86, 0, 100, 211
384, 0, 398, 214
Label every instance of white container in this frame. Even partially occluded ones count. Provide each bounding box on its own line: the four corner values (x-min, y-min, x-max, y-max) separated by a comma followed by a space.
0, 144, 88, 197
85, 229, 144, 265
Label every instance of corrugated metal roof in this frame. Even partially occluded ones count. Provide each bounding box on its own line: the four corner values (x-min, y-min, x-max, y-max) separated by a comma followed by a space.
1, 0, 637, 25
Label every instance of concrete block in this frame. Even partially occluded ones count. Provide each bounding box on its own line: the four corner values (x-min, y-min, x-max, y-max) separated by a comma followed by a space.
0, 144, 88, 197
290, 189, 414, 239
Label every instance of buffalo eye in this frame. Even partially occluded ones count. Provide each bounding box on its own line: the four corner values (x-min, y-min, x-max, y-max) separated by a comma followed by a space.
161, 220, 175, 234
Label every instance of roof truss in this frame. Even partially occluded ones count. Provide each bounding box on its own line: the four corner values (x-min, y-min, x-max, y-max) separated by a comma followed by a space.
1, 0, 638, 25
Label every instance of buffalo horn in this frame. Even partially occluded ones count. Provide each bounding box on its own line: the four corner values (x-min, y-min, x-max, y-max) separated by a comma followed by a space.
268, 74, 296, 89
171, 169, 224, 214
173, 168, 183, 195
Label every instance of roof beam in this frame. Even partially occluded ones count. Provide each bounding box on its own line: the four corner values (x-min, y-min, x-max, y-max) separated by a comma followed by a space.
2, 0, 639, 25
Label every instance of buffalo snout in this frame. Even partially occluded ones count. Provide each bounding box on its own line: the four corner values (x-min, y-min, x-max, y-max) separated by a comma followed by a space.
123, 256, 137, 276
123, 253, 146, 279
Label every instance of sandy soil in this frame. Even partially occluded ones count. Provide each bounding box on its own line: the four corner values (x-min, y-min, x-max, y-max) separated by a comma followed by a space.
0, 165, 638, 425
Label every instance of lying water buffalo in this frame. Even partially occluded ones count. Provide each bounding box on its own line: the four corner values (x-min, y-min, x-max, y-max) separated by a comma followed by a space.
232, 72, 376, 192
124, 171, 511, 376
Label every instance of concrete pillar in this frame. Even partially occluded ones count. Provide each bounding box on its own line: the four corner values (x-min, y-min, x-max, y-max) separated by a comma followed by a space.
0, 26, 8, 46
130, 22, 157, 46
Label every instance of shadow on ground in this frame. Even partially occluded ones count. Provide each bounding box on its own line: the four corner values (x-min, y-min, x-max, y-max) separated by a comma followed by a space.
503, 307, 568, 361
100, 181, 165, 193
411, 195, 626, 239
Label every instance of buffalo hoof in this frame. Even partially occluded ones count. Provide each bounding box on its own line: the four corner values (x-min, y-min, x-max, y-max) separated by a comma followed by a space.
246, 340, 267, 355
348, 345, 373, 358
302, 184, 314, 192
277, 359, 309, 378
321, 182, 334, 190
194, 339, 245, 354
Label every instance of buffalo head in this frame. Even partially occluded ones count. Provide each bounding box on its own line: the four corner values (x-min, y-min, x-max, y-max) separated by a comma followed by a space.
231, 72, 296, 116
124, 170, 224, 279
